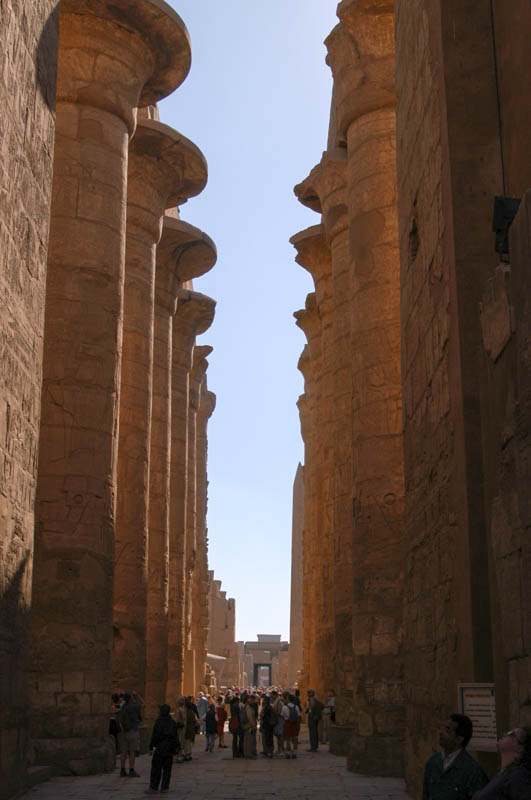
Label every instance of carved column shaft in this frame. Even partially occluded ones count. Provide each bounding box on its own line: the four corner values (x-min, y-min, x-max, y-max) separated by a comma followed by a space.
291, 227, 335, 701
325, 1, 405, 773
193, 381, 215, 690
171, 291, 215, 697
162, 225, 216, 700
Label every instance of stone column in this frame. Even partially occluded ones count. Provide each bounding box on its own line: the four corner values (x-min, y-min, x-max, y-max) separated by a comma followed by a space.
295, 294, 328, 697
288, 463, 305, 688
30, 0, 191, 772
193, 381, 216, 690
170, 289, 216, 699
291, 226, 335, 699
113, 119, 207, 699
295, 152, 353, 724
326, 1, 405, 774
184, 345, 211, 694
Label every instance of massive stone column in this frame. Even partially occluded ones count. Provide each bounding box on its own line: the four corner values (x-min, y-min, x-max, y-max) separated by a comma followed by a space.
0, 5, 58, 796
184, 345, 212, 694
160, 224, 216, 701
323, 2, 405, 774
288, 464, 304, 688
294, 296, 324, 695
113, 119, 207, 700
295, 151, 353, 726
193, 380, 216, 690
290, 226, 335, 698
30, 0, 191, 772
170, 289, 216, 698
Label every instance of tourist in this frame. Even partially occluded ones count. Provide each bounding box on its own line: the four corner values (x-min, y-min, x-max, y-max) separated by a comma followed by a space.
271, 690, 285, 754
282, 694, 301, 758
196, 691, 208, 734
175, 697, 187, 760
322, 689, 335, 744
118, 691, 142, 777
205, 702, 218, 752
229, 695, 244, 758
182, 698, 197, 761
259, 695, 275, 758
305, 690, 324, 752
422, 714, 488, 799
145, 703, 179, 795
242, 694, 257, 759
293, 689, 301, 709
216, 696, 228, 748
472, 726, 531, 799
249, 693, 259, 755
109, 693, 122, 757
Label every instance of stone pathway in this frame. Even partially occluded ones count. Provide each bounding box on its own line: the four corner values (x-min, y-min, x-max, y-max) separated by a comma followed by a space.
22, 729, 412, 800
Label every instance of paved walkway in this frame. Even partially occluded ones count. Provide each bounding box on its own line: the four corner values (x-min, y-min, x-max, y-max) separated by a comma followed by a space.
22, 729, 413, 800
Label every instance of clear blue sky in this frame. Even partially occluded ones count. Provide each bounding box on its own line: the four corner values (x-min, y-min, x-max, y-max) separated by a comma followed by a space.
160, 1, 338, 642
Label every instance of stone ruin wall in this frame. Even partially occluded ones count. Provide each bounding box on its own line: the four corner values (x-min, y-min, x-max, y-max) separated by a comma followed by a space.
292, 0, 531, 793
0, 3, 58, 797
0, 2, 219, 796
207, 572, 244, 689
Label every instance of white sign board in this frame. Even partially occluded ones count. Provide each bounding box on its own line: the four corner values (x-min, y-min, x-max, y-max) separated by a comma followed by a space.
457, 683, 497, 751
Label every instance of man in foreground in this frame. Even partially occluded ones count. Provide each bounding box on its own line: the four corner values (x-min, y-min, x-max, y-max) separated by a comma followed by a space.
422, 714, 488, 799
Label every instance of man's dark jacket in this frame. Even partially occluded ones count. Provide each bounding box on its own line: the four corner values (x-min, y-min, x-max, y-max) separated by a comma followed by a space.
149, 714, 179, 757
422, 750, 489, 800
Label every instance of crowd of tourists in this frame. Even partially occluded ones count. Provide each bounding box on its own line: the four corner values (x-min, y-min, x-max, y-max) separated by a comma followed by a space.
109, 690, 531, 798
109, 686, 334, 792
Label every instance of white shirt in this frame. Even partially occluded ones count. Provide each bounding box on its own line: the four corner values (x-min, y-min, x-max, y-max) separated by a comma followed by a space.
442, 749, 461, 771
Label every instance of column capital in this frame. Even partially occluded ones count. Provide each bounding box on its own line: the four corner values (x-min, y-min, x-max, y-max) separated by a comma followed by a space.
174, 289, 216, 337
199, 388, 216, 420
294, 149, 348, 239
297, 344, 313, 384
191, 345, 213, 385
58, 0, 192, 133
158, 217, 217, 284
297, 392, 311, 442
325, 2, 396, 144
290, 224, 332, 285
294, 293, 321, 343
128, 118, 208, 240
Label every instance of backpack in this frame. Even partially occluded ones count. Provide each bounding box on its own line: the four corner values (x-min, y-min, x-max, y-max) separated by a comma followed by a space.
239, 705, 248, 726
288, 704, 299, 723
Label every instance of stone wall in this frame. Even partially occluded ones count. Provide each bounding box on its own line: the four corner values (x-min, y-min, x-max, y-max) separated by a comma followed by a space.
207, 572, 243, 688
479, 193, 531, 736
0, 3, 58, 797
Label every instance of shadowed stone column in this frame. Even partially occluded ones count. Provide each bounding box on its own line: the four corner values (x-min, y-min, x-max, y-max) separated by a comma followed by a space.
30, 0, 191, 772
184, 345, 212, 694
295, 294, 325, 696
170, 289, 216, 698
113, 119, 207, 700
295, 153, 353, 724
193, 380, 216, 691
291, 226, 335, 699
326, 0, 405, 774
